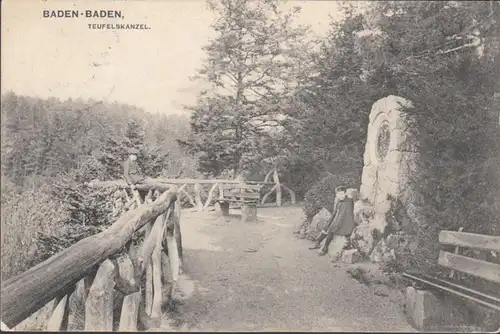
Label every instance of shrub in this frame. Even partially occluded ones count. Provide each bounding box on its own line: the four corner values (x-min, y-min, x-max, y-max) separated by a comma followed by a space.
1, 182, 69, 280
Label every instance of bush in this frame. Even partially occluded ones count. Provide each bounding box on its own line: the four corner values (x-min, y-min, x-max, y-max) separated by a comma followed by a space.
1, 182, 69, 280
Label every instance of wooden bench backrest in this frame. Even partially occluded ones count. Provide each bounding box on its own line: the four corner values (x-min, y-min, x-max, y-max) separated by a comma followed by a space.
222, 183, 262, 200
438, 230, 500, 284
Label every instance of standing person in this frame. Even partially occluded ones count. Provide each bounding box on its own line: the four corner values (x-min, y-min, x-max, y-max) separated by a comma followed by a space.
124, 152, 145, 186
123, 152, 147, 201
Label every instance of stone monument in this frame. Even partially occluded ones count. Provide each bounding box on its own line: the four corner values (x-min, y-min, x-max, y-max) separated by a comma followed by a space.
350, 95, 422, 261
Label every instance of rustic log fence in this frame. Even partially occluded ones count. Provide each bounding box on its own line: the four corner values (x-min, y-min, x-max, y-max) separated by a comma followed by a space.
1, 186, 180, 331
88, 174, 296, 212
1, 172, 296, 331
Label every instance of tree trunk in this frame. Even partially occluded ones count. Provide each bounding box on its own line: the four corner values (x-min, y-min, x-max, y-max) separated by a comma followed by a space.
273, 168, 281, 207
282, 184, 296, 205
203, 183, 219, 210
193, 183, 203, 211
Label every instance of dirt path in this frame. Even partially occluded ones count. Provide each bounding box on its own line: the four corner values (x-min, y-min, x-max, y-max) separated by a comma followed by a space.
159, 206, 416, 332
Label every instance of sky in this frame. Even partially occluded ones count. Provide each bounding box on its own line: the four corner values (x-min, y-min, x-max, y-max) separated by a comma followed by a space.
1, 0, 363, 115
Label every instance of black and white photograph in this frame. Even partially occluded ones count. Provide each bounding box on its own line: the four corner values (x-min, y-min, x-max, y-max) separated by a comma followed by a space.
1, 0, 499, 332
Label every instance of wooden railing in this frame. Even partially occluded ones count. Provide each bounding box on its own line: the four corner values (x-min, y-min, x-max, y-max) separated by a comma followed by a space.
88, 175, 296, 212
1, 186, 180, 331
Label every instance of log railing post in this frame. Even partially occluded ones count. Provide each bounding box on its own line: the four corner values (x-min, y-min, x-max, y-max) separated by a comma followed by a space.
261, 184, 277, 205
179, 186, 196, 208
263, 169, 273, 183
218, 183, 224, 200
47, 293, 69, 331
67, 276, 92, 331
174, 199, 184, 274
144, 226, 154, 317
203, 183, 219, 211
150, 218, 167, 325
84, 259, 116, 331
193, 183, 203, 211
119, 291, 141, 331
272, 168, 281, 207
281, 184, 296, 205
117, 253, 141, 331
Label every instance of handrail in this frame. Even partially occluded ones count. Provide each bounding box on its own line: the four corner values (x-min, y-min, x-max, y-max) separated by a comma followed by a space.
1, 186, 179, 331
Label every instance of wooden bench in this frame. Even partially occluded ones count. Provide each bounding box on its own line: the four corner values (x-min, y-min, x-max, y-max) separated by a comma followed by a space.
217, 184, 262, 222
402, 228, 500, 331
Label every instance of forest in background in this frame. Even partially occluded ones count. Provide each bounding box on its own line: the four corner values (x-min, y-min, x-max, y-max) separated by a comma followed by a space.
2, 0, 500, 282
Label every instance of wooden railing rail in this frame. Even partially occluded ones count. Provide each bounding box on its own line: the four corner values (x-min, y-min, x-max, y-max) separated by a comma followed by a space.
87, 176, 296, 212
1, 187, 179, 331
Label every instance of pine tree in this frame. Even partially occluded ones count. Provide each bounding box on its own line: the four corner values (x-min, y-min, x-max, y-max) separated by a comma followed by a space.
185, 0, 309, 177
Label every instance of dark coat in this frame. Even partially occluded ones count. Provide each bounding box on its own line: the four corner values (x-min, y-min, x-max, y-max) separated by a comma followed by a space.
123, 158, 144, 184
326, 198, 355, 236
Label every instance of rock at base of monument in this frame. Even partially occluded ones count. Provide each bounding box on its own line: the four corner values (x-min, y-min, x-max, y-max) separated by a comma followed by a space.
354, 199, 374, 221
404, 287, 469, 331
370, 239, 387, 262
386, 233, 399, 249
341, 249, 362, 264
350, 221, 377, 255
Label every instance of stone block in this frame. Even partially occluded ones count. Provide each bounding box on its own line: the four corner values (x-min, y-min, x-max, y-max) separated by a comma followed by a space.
350, 221, 376, 255
341, 249, 361, 264
327, 235, 348, 260
404, 287, 467, 331
405, 287, 438, 330
353, 200, 374, 221
371, 213, 388, 232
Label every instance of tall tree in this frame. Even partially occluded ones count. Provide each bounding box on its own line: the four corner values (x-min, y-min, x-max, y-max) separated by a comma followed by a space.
282, 4, 385, 195
185, 0, 310, 177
